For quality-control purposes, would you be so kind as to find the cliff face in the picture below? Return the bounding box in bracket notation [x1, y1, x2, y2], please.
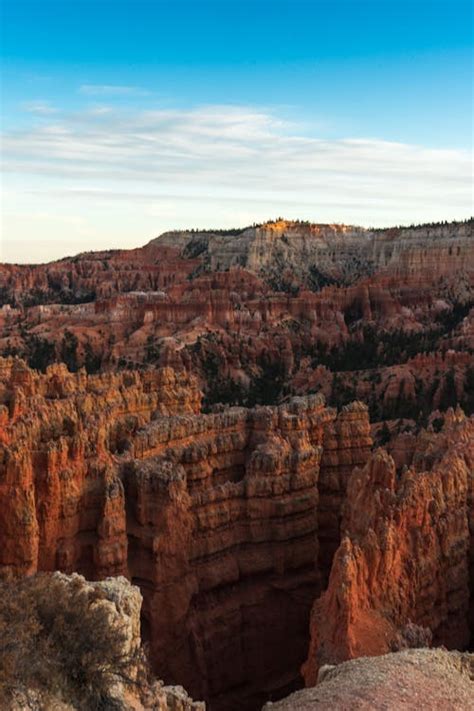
[0, 243, 199, 305]
[3, 221, 471, 309]
[150, 220, 474, 290]
[0, 357, 372, 710]
[126, 397, 327, 709]
[302, 409, 474, 686]
[317, 402, 372, 582]
[0, 358, 200, 577]
[126, 399, 371, 709]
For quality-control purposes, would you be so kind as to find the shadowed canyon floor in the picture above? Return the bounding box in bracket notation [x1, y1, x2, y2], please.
[0, 219, 473, 710]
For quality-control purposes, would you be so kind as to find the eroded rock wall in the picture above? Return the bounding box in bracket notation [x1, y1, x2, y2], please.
[1, 220, 472, 418]
[303, 409, 474, 686]
[0, 358, 200, 577]
[0, 357, 373, 710]
[124, 395, 371, 708]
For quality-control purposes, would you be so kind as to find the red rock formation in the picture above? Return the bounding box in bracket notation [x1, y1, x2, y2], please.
[0, 357, 200, 577]
[1, 220, 472, 419]
[125, 396, 369, 709]
[302, 409, 474, 686]
[0, 243, 200, 304]
[293, 349, 474, 426]
[0, 357, 373, 710]
[317, 402, 372, 581]
[1, 218, 473, 710]
[151, 219, 474, 292]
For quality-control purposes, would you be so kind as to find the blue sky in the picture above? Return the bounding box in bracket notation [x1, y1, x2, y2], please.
[1, 0, 472, 262]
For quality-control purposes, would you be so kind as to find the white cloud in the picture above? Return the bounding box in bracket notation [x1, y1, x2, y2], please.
[78, 84, 151, 96]
[2, 103, 472, 262]
[21, 101, 58, 115]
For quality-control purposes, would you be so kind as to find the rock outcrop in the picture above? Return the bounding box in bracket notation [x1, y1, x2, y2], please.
[125, 398, 371, 709]
[303, 409, 474, 686]
[264, 649, 474, 711]
[2, 220, 472, 309]
[150, 220, 474, 290]
[0, 243, 199, 305]
[0, 358, 200, 577]
[2, 572, 205, 711]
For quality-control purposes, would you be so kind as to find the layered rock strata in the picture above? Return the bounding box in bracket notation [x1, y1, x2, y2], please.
[303, 409, 474, 686]
[0, 357, 372, 710]
[1, 220, 472, 421]
[4, 220, 472, 307]
[0, 357, 200, 577]
[150, 219, 474, 289]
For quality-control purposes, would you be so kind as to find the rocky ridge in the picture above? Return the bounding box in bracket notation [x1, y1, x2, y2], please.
[150, 220, 473, 289]
[1, 355, 473, 708]
[2, 572, 204, 711]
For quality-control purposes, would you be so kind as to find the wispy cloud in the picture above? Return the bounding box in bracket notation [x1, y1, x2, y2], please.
[4, 104, 470, 199]
[21, 101, 58, 115]
[78, 84, 151, 97]
[2, 102, 472, 262]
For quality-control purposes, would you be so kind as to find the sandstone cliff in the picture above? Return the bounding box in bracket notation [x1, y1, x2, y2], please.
[0, 217, 473, 711]
[150, 219, 474, 291]
[0, 357, 372, 710]
[302, 409, 474, 686]
[0, 357, 200, 577]
[1, 357, 473, 709]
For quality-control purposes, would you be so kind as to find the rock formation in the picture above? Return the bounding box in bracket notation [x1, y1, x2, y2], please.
[0, 357, 373, 710]
[264, 649, 474, 710]
[0, 358, 200, 576]
[1, 220, 472, 422]
[302, 409, 474, 686]
[5, 219, 471, 308]
[0, 218, 473, 710]
[150, 220, 473, 289]
[1, 571, 205, 711]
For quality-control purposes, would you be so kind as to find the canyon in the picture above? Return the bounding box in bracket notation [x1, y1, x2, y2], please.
[0, 357, 372, 708]
[0, 219, 473, 709]
[1, 220, 472, 424]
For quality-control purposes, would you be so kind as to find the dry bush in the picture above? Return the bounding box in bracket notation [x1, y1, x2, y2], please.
[0, 573, 149, 710]
[390, 621, 433, 652]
